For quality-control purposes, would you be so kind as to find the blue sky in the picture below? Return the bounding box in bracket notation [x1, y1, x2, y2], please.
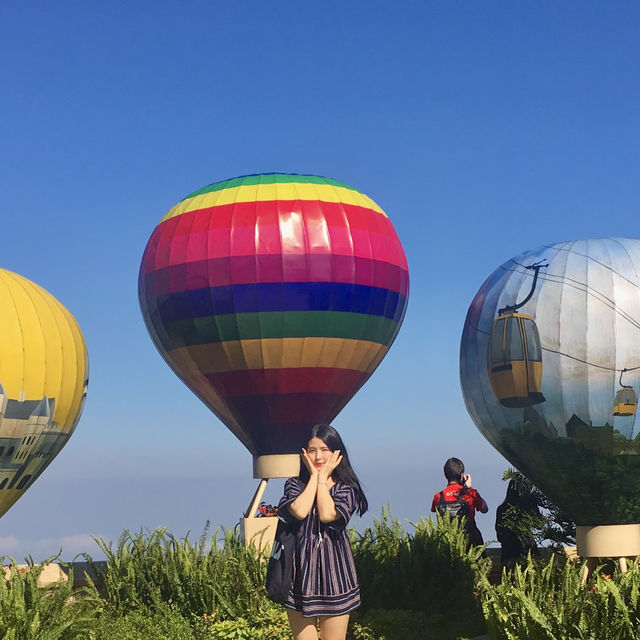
[1, 1, 639, 560]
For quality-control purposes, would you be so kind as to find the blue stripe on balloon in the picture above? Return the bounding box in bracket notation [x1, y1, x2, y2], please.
[153, 283, 406, 323]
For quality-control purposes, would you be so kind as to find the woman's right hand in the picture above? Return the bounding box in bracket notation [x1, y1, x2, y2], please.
[301, 448, 319, 478]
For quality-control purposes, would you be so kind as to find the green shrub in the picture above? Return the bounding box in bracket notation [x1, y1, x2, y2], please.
[0, 556, 100, 640]
[352, 506, 489, 633]
[89, 604, 198, 640]
[349, 609, 438, 640]
[84, 525, 269, 623]
[196, 601, 291, 639]
[91, 600, 291, 640]
[26, 514, 640, 640]
[479, 554, 640, 640]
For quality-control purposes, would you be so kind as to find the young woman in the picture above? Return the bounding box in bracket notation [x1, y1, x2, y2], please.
[276, 423, 368, 640]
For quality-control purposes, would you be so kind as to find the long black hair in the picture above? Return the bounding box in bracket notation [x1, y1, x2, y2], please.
[298, 423, 368, 516]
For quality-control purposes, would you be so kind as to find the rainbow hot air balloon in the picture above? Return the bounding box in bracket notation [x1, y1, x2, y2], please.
[460, 238, 640, 565]
[0, 269, 88, 519]
[138, 173, 409, 484]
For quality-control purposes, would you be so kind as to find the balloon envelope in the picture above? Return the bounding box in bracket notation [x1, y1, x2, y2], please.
[0, 269, 88, 518]
[460, 238, 640, 526]
[139, 173, 409, 458]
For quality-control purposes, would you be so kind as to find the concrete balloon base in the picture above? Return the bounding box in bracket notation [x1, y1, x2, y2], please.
[240, 453, 300, 552]
[576, 524, 640, 557]
[576, 524, 640, 580]
[243, 457, 297, 555]
[3, 562, 68, 586]
[239, 516, 278, 554]
[241, 453, 300, 554]
[253, 454, 300, 479]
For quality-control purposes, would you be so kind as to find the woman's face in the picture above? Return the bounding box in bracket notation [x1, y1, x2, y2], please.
[306, 437, 332, 470]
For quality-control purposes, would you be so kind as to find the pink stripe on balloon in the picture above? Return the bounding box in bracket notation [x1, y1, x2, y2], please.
[144, 254, 409, 297]
[140, 200, 407, 275]
[144, 226, 405, 272]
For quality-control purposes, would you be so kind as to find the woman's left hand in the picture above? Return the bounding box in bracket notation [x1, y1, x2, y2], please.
[318, 450, 343, 482]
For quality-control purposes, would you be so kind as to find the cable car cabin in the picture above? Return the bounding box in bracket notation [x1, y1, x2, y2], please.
[488, 312, 545, 408]
[613, 387, 637, 417]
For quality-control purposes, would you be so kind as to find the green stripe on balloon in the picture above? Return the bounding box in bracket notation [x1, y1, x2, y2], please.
[163, 310, 400, 348]
[183, 173, 357, 199]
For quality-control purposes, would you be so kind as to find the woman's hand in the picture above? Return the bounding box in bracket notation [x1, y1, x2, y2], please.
[318, 450, 342, 483]
[301, 448, 319, 478]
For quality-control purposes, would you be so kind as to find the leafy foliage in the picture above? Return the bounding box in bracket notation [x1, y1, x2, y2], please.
[196, 602, 290, 639]
[10, 513, 640, 639]
[351, 506, 490, 637]
[348, 608, 464, 640]
[480, 554, 640, 640]
[0, 556, 100, 640]
[500, 468, 576, 550]
[89, 605, 200, 640]
[83, 524, 268, 624]
[90, 602, 291, 640]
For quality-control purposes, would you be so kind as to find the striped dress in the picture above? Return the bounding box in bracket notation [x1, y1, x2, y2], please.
[278, 477, 360, 617]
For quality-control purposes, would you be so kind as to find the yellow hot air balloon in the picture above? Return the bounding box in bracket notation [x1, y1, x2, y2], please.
[0, 269, 88, 518]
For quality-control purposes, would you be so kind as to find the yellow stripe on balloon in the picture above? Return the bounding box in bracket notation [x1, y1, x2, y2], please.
[161, 182, 387, 222]
[0, 270, 88, 432]
[0, 276, 27, 402]
[169, 337, 389, 376]
[20, 279, 63, 415]
[62, 303, 89, 428]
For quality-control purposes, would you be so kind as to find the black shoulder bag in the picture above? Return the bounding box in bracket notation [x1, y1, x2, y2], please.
[265, 516, 300, 604]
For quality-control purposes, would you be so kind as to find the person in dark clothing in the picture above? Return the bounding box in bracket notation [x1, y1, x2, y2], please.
[495, 478, 541, 569]
[431, 457, 488, 547]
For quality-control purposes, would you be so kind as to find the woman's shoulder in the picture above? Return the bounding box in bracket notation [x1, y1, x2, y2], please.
[331, 480, 356, 496]
[284, 477, 304, 490]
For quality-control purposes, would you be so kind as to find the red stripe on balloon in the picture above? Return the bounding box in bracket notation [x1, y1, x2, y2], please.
[144, 255, 409, 297]
[203, 367, 369, 397]
[223, 392, 350, 426]
[140, 200, 407, 275]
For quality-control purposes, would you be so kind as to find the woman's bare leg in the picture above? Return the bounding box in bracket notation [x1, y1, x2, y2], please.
[318, 614, 350, 640]
[287, 609, 318, 640]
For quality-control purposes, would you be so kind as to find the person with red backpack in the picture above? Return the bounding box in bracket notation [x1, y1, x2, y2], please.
[431, 457, 488, 547]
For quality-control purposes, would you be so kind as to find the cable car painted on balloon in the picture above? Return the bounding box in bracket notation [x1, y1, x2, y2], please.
[488, 311, 544, 408]
[487, 262, 546, 408]
[613, 370, 637, 417]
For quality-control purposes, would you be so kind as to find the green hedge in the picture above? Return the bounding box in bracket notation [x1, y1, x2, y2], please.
[6, 511, 640, 639]
[351, 506, 489, 633]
